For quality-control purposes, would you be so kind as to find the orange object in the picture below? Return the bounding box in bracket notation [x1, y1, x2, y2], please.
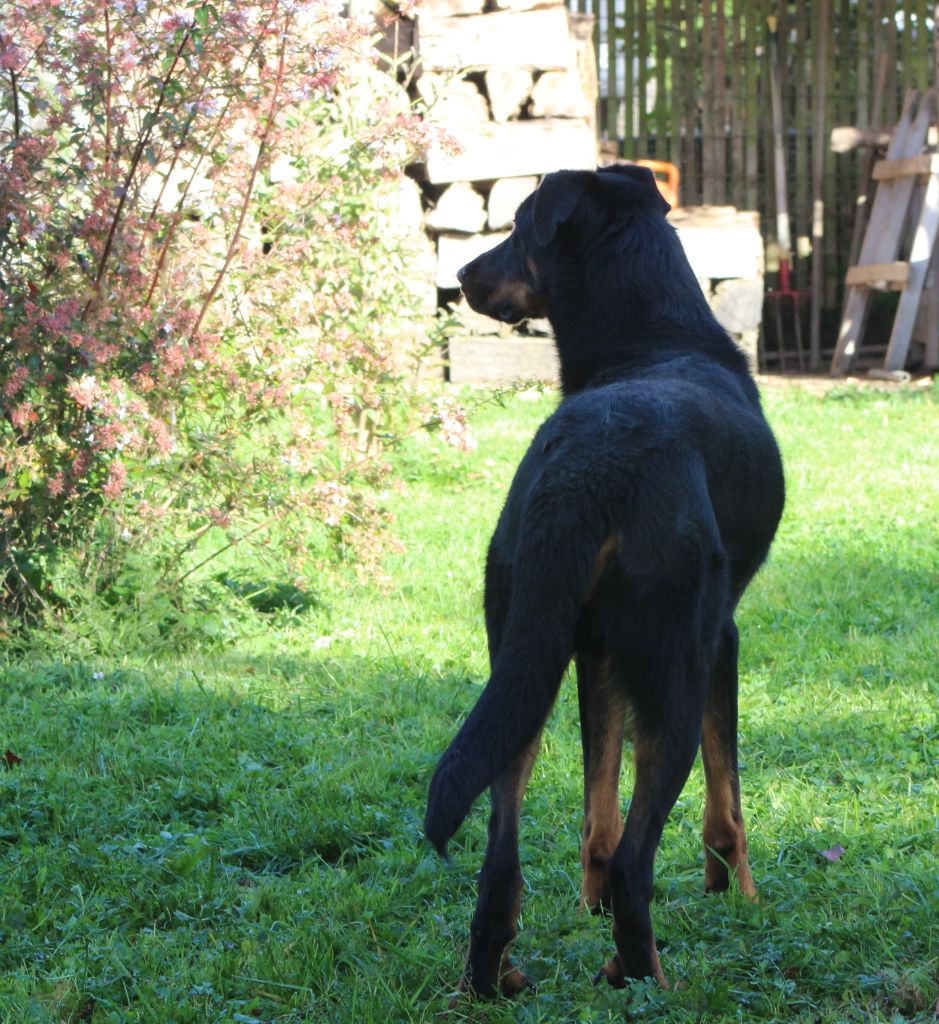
[632, 159, 680, 211]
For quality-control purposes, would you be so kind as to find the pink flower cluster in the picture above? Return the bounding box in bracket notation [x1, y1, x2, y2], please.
[1, 0, 460, 582]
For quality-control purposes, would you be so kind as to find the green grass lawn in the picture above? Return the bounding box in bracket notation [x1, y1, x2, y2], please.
[1, 381, 937, 1023]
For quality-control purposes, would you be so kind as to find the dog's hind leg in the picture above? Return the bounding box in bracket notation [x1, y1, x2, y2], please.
[595, 704, 704, 990]
[701, 620, 757, 899]
[457, 733, 542, 1000]
[577, 652, 626, 913]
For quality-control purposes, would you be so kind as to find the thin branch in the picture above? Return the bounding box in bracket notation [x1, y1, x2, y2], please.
[168, 381, 540, 588]
[104, 7, 113, 166]
[188, 15, 290, 341]
[80, 21, 195, 320]
[9, 70, 20, 138]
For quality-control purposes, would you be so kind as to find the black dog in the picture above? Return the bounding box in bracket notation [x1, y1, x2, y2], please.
[424, 165, 784, 998]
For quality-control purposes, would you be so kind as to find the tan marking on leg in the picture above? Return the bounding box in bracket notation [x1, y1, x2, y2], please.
[701, 717, 757, 899]
[580, 725, 624, 908]
[577, 648, 626, 912]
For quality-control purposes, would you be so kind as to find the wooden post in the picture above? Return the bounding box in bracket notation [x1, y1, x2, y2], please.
[810, 0, 830, 370]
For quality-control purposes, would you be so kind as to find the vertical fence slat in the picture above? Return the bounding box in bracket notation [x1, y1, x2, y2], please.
[700, 0, 717, 203]
[667, 0, 680, 170]
[744, 0, 760, 212]
[636, 0, 649, 154]
[622, 0, 630, 153]
[714, 0, 727, 202]
[729, 0, 744, 206]
[683, 4, 699, 200]
[575, 0, 929, 331]
[655, 0, 669, 163]
[794, 0, 810, 289]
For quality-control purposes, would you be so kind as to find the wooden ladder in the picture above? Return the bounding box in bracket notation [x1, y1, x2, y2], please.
[831, 90, 939, 376]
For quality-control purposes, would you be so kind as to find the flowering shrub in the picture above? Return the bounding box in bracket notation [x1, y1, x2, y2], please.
[0, 0, 467, 618]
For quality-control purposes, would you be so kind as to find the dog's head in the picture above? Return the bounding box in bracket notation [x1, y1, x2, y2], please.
[457, 165, 670, 324]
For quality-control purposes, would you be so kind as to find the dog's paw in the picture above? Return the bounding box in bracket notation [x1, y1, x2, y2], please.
[447, 959, 535, 1006]
[499, 962, 536, 998]
[592, 950, 669, 990]
[593, 955, 629, 989]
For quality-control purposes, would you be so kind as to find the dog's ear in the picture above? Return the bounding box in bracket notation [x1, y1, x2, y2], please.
[531, 171, 592, 247]
[599, 164, 671, 214]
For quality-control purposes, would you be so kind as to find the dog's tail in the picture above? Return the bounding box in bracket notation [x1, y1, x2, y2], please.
[424, 531, 600, 857]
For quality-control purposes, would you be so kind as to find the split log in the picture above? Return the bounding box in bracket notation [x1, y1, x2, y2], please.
[489, 0, 562, 11]
[449, 298, 511, 337]
[530, 70, 592, 118]
[436, 231, 509, 288]
[417, 73, 489, 126]
[670, 207, 764, 280]
[711, 278, 764, 333]
[449, 335, 559, 383]
[419, 0, 484, 15]
[484, 68, 533, 122]
[830, 126, 893, 153]
[418, 7, 577, 72]
[488, 176, 539, 229]
[426, 181, 487, 233]
[424, 118, 596, 183]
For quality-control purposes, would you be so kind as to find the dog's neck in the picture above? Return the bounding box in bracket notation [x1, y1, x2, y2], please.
[546, 221, 749, 395]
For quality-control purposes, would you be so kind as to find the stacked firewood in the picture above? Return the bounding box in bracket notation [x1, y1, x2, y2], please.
[403, 0, 597, 376]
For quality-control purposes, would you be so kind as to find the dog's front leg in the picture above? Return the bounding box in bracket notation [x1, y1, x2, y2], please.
[455, 734, 541, 1002]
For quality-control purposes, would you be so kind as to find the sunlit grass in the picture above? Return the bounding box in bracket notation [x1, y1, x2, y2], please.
[1, 381, 937, 1022]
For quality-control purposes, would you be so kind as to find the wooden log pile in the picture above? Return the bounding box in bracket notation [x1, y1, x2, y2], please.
[383, 3, 763, 380]
[400, 0, 597, 379]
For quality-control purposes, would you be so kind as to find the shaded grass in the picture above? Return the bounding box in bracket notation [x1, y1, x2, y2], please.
[1, 382, 937, 1022]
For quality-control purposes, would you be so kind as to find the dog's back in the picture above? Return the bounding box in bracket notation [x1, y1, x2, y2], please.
[426, 166, 784, 998]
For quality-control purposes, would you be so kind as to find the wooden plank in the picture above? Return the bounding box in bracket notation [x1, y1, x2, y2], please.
[423, 118, 597, 183]
[637, 0, 649, 153]
[883, 0, 899, 128]
[655, 0, 668, 162]
[831, 90, 927, 373]
[926, 258, 939, 367]
[822, 4, 841, 308]
[872, 154, 939, 179]
[714, 0, 727, 202]
[638, 0, 643, 151]
[672, 207, 764, 279]
[856, 0, 870, 128]
[671, 0, 689, 194]
[700, 0, 717, 203]
[860, 93, 930, 261]
[663, 0, 675, 168]
[729, 0, 743, 205]
[884, 97, 939, 369]
[844, 52, 890, 280]
[844, 261, 910, 287]
[794, 0, 809, 290]
[810, 0, 830, 370]
[684, 4, 699, 201]
[418, 7, 576, 72]
[614, 0, 625, 149]
[448, 336, 559, 384]
[743, 0, 760, 212]
[902, 0, 914, 86]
